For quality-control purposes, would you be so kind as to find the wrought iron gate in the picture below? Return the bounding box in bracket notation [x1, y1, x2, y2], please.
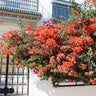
[0, 54, 29, 96]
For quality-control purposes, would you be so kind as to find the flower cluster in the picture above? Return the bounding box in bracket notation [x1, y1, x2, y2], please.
[0, 0, 96, 86]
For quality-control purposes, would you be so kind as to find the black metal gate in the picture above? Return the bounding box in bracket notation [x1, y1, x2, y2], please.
[0, 54, 29, 96]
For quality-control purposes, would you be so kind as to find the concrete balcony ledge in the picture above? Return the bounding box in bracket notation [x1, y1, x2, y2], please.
[0, 6, 42, 16]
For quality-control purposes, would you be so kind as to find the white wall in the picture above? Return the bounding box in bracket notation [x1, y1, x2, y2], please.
[29, 70, 96, 96]
[0, 23, 20, 37]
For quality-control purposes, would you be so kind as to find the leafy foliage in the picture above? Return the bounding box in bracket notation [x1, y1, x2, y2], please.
[0, 0, 96, 86]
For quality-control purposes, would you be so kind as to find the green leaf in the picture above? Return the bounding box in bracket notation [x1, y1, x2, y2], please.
[93, 32, 96, 36]
[93, 13, 96, 18]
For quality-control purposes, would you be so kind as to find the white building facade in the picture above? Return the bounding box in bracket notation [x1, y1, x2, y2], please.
[0, 0, 96, 96]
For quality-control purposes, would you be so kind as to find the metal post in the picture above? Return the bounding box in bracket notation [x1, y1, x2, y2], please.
[4, 54, 9, 96]
[0, 54, 14, 96]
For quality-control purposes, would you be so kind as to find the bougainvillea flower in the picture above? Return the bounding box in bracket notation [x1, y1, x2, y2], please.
[24, 25, 32, 31]
[71, 10, 78, 16]
[60, 16, 64, 19]
[0, 41, 3, 47]
[1, 1, 96, 87]
[76, 18, 86, 25]
[50, 17, 56, 21]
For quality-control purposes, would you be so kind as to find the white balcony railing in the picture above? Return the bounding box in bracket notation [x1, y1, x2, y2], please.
[0, 0, 39, 11]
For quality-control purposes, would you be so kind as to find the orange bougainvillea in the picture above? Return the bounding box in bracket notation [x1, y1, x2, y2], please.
[0, 0, 96, 86]
[71, 10, 78, 16]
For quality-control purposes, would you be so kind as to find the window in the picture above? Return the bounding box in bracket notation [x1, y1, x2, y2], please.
[0, 0, 39, 11]
[4, 1, 20, 8]
[52, 3, 72, 19]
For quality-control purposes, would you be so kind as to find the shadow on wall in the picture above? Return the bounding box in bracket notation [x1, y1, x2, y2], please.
[0, 22, 21, 37]
[29, 70, 96, 96]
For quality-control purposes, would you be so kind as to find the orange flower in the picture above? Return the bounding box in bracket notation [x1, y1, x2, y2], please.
[51, 70, 54, 72]
[21, 60, 24, 64]
[54, 69, 57, 72]
[60, 16, 64, 19]
[28, 50, 33, 54]
[1, 49, 11, 55]
[60, 45, 71, 52]
[0, 41, 3, 47]
[69, 37, 83, 46]
[85, 72, 91, 76]
[17, 40, 22, 44]
[68, 72, 73, 76]
[66, 56, 76, 64]
[68, 71, 77, 76]
[24, 25, 32, 31]
[90, 79, 96, 84]
[57, 65, 63, 73]
[39, 68, 43, 74]
[46, 38, 57, 48]
[49, 56, 57, 67]
[72, 46, 83, 53]
[34, 41, 41, 44]
[32, 62, 36, 66]
[71, 10, 78, 15]
[42, 67, 47, 72]
[46, 48, 53, 55]
[57, 52, 66, 62]
[25, 43, 31, 46]
[38, 48, 44, 55]
[82, 25, 88, 33]
[84, 44, 89, 50]
[46, 64, 50, 69]
[14, 58, 20, 62]
[62, 61, 74, 67]
[73, 71, 77, 76]
[2, 30, 18, 39]
[89, 18, 96, 22]
[35, 65, 41, 70]
[84, 36, 94, 44]
[88, 23, 96, 34]
[80, 63, 87, 70]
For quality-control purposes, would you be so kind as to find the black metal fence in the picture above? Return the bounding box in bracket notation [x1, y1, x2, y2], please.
[0, 54, 29, 96]
[0, 0, 39, 11]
